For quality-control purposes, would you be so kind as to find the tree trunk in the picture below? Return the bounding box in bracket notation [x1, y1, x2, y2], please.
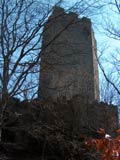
[0, 103, 6, 142]
[2, 56, 9, 103]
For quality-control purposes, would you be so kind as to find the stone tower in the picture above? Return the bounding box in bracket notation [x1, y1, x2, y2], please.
[39, 6, 99, 102]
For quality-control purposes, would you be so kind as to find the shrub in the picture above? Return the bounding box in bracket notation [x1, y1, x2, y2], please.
[85, 128, 120, 160]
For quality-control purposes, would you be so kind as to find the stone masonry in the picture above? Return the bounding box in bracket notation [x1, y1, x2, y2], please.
[39, 6, 99, 102]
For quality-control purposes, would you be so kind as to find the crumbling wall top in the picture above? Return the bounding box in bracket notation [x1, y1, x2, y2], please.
[51, 6, 91, 24]
[68, 12, 78, 19]
[52, 6, 64, 16]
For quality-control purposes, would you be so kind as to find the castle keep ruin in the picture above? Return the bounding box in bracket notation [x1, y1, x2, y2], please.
[39, 6, 99, 102]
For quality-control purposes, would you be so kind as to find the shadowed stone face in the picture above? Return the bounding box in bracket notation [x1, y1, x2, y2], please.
[39, 6, 99, 102]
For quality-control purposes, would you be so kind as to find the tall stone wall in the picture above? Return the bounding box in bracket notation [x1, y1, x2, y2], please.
[39, 6, 99, 102]
[56, 97, 118, 136]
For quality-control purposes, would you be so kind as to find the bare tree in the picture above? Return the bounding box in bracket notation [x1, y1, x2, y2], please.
[96, 0, 120, 104]
[104, 0, 120, 40]
[0, 0, 39, 103]
[100, 71, 119, 105]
